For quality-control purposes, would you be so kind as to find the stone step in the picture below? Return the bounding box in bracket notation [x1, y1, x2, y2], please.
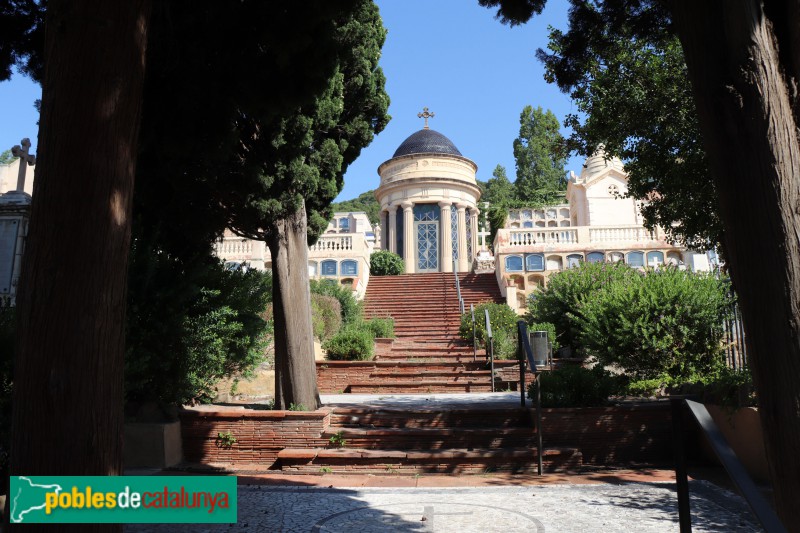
[329, 407, 533, 428]
[369, 370, 493, 381]
[348, 380, 495, 394]
[278, 447, 582, 475]
[320, 426, 535, 450]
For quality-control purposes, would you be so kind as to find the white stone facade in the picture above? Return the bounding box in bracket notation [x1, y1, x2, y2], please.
[493, 152, 712, 310]
[214, 212, 376, 299]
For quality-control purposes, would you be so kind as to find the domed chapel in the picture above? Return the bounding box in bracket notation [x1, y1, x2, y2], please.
[375, 108, 482, 273]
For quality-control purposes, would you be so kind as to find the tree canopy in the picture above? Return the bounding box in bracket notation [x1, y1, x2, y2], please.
[331, 189, 381, 225]
[536, 2, 721, 250]
[513, 105, 567, 203]
[481, 164, 515, 206]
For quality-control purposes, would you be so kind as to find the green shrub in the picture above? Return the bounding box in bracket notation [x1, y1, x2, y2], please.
[363, 317, 394, 338]
[310, 279, 361, 325]
[322, 326, 375, 361]
[126, 250, 272, 407]
[459, 302, 519, 359]
[576, 267, 731, 380]
[369, 250, 405, 276]
[525, 261, 636, 352]
[529, 365, 625, 408]
[311, 293, 342, 342]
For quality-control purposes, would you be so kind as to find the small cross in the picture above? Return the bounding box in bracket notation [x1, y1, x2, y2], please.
[417, 107, 435, 129]
[10, 138, 36, 192]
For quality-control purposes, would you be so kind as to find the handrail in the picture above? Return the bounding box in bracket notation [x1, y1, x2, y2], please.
[671, 398, 786, 532]
[517, 320, 543, 476]
[453, 260, 465, 315]
[485, 308, 495, 392]
[471, 304, 477, 362]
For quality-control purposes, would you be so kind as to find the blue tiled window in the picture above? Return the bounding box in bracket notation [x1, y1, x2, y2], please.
[525, 254, 544, 271]
[626, 251, 644, 267]
[321, 260, 337, 276]
[505, 255, 523, 272]
[341, 260, 357, 276]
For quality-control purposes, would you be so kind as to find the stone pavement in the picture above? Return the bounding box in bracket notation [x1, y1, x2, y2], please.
[125, 479, 761, 532]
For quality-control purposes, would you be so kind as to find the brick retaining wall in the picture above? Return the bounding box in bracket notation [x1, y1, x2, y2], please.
[180, 408, 331, 468]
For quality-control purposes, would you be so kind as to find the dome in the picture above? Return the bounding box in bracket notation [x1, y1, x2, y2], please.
[392, 128, 462, 158]
[579, 146, 625, 181]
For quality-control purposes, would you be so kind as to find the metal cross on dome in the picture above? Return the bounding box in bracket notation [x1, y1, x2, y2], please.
[417, 107, 435, 129]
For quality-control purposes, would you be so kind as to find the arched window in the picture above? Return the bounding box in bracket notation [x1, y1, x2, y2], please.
[339, 217, 350, 231]
[666, 251, 682, 266]
[340, 260, 358, 276]
[609, 252, 624, 263]
[566, 254, 583, 268]
[505, 255, 523, 272]
[523, 221, 533, 228]
[646, 251, 665, 267]
[321, 260, 337, 276]
[626, 251, 644, 268]
[586, 252, 605, 263]
[308, 261, 318, 277]
[525, 254, 545, 271]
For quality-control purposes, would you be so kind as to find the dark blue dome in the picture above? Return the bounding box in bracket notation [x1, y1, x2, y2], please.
[392, 128, 462, 158]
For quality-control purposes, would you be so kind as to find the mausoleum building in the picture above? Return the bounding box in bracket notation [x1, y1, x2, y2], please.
[374, 113, 482, 274]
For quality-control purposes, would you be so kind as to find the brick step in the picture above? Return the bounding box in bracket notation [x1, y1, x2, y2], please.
[348, 381, 495, 393]
[320, 426, 534, 450]
[369, 370, 492, 381]
[329, 407, 532, 428]
[374, 355, 481, 363]
[278, 447, 582, 475]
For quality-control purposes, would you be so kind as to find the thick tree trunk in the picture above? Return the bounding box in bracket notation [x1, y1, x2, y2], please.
[672, 1, 800, 528]
[268, 204, 321, 411]
[6, 0, 150, 530]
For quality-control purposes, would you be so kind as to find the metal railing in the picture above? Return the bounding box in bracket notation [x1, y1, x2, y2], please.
[485, 308, 495, 392]
[453, 260, 465, 315]
[517, 320, 543, 476]
[471, 304, 477, 362]
[671, 398, 785, 532]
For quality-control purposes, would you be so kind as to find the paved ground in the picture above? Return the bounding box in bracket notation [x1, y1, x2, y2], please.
[125, 479, 760, 532]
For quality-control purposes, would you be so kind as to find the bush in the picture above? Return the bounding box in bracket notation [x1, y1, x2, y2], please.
[322, 327, 374, 361]
[459, 302, 519, 359]
[576, 267, 731, 380]
[525, 261, 636, 352]
[310, 279, 360, 325]
[369, 250, 405, 276]
[362, 317, 394, 338]
[126, 250, 272, 407]
[311, 294, 342, 342]
[529, 365, 625, 407]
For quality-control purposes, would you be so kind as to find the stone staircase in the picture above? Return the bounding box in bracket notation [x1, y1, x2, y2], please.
[316, 272, 515, 394]
[278, 404, 582, 474]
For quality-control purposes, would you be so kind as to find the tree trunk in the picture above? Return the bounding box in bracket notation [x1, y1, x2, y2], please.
[6, 0, 150, 530]
[268, 204, 321, 411]
[672, 1, 800, 528]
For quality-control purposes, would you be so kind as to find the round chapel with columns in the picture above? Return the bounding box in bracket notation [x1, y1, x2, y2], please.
[375, 110, 482, 274]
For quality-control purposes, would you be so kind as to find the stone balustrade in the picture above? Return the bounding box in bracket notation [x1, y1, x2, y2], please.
[309, 234, 353, 252]
[589, 225, 656, 243]
[214, 238, 253, 257]
[498, 224, 662, 250]
[506, 228, 579, 247]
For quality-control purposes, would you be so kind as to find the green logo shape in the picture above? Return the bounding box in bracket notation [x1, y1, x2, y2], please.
[9, 476, 237, 524]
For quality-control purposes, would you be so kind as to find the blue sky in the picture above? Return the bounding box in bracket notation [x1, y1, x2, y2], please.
[0, 0, 585, 201]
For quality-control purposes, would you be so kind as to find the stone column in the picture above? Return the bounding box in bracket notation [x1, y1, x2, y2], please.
[387, 205, 398, 254]
[456, 203, 468, 272]
[470, 208, 480, 265]
[402, 202, 414, 273]
[439, 202, 453, 272]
